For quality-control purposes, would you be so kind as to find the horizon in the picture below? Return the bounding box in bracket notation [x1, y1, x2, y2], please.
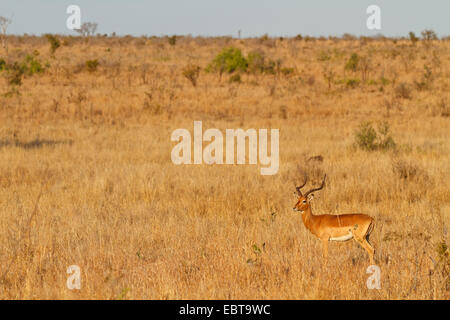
[0, 1, 449, 38]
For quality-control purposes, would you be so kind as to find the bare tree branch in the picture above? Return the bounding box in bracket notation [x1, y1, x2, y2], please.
[74, 22, 98, 37]
[0, 16, 12, 53]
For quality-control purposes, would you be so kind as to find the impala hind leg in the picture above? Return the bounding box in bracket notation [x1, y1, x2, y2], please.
[354, 236, 374, 264]
[364, 221, 375, 264]
[363, 239, 375, 264]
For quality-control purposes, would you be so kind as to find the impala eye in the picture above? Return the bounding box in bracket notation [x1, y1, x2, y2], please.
[302, 200, 307, 204]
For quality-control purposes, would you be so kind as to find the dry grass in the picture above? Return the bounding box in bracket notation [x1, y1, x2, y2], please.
[0, 35, 449, 299]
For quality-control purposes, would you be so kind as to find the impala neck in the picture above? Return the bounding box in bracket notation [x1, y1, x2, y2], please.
[301, 205, 317, 233]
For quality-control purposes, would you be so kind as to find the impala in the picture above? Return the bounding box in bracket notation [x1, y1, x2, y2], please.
[293, 175, 375, 264]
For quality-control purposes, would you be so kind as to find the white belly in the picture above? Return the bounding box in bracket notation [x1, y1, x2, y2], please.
[329, 232, 353, 242]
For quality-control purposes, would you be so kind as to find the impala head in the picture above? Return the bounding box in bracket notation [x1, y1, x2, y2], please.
[293, 174, 326, 213]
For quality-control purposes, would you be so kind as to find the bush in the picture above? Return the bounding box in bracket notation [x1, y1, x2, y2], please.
[247, 50, 266, 73]
[45, 34, 60, 55]
[392, 159, 421, 180]
[376, 122, 396, 150]
[421, 29, 438, 41]
[0, 58, 5, 71]
[5, 63, 23, 86]
[414, 64, 433, 91]
[354, 121, 396, 151]
[228, 74, 241, 83]
[205, 47, 248, 74]
[395, 82, 412, 99]
[86, 59, 99, 72]
[182, 64, 200, 87]
[408, 32, 419, 44]
[168, 35, 176, 46]
[317, 50, 331, 61]
[281, 67, 294, 76]
[1, 54, 45, 86]
[21, 54, 44, 75]
[355, 122, 377, 151]
[345, 53, 359, 72]
[342, 33, 357, 40]
[346, 78, 360, 88]
[380, 77, 390, 86]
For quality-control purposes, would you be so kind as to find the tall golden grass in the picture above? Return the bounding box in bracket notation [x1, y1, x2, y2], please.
[0, 35, 448, 299]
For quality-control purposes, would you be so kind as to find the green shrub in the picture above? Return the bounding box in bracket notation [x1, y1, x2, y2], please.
[21, 55, 44, 75]
[380, 77, 390, 86]
[355, 122, 377, 151]
[346, 78, 360, 88]
[86, 59, 99, 72]
[281, 67, 294, 76]
[408, 32, 419, 44]
[247, 50, 266, 73]
[168, 35, 176, 46]
[5, 62, 24, 86]
[182, 64, 200, 87]
[205, 47, 248, 74]
[317, 50, 331, 61]
[262, 59, 277, 75]
[345, 53, 359, 72]
[228, 74, 241, 83]
[421, 29, 438, 41]
[2, 54, 45, 85]
[414, 64, 433, 90]
[395, 82, 412, 99]
[354, 121, 396, 151]
[377, 122, 396, 150]
[45, 34, 60, 55]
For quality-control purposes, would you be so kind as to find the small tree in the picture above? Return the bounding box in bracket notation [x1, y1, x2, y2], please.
[168, 35, 176, 46]
[354, 122, 396, 151]
[408, 32, 419, 45]
[182, 64, 200, 87]
[0, 16, 12, 53]
[45, 34, 61, 55]
[421, 29, 438, 41]
[345, 53, 359, 72]
[85, 59, 99, 72]
[205, 47, 248, 78]
[322, 66, 335, 90]
[75, 22, 98, 37]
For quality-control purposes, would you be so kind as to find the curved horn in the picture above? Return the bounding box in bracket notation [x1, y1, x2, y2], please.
[304, 174, 327, 198]
[295, 174, 308, 196]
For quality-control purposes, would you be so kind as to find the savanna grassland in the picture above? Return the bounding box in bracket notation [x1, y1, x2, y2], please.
[0, 34, 448, 299]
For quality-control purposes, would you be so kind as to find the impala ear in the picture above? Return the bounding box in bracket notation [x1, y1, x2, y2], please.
[307, 194, 314, 201]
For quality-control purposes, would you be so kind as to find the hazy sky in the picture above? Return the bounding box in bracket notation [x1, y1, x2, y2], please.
[0, 1, 449, 37]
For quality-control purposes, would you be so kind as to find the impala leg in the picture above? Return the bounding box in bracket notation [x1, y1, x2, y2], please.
[363, 239, 375, 264]
[364, 222, 375, 264]
[354, 236, 375, 264]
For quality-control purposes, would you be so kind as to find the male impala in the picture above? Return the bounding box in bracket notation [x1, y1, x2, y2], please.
[293, 175, 375, 264]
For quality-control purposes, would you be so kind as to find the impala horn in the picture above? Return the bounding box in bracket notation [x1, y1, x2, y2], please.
[304, 175, 327, 198]
[296, 173, 308, 196]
